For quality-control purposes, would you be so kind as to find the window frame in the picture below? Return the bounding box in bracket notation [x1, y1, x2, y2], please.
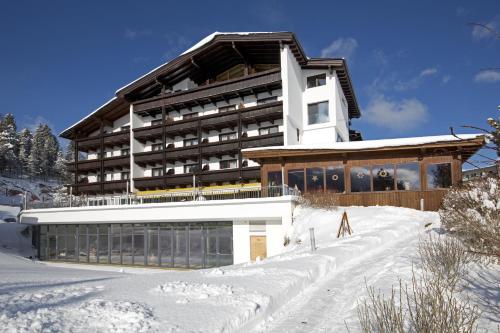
[183, 164, 198, 174]
[120, 148, 130, 156]
[307, 101, 330, 125]
[306, 73, 327, 88]
[121, 172, 130, 180]
[219, 132, 237, 142]
[219, 159, 238, 170]
[183, 138, 199, 147]
[152, 143, 163, 151]
[258, 126, 279, 136]
[426, 162, 453, 190]
[152, 167, 164, 177]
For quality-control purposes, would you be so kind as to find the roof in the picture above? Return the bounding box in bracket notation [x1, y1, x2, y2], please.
[242, 134, 486, 160]
[61, 32, 361, 138]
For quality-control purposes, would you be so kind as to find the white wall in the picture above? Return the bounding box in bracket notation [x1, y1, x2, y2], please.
[281, 45, 304, 145]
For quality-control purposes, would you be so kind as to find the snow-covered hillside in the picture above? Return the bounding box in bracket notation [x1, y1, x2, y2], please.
[0, 176, 62, 207]
[0, 206, 498, 332]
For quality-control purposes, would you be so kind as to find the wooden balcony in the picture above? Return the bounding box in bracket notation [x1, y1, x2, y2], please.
[134, 151, 163, 166]
[240, 101, 283, 124]
[201, 140, 239, 157]
[102, 180, 128, 192]
[76, 137, 100, 151]
[133, 69, 282, 113]
[75, 182, 101, 193]
[133, 124, 163, 142]
[103, 155, 130, 169]
[241, 132, 284, 149]
[68, 159, 101, 172]
[133, 176, 165, 189]
[76, 130, 129, 151]
[165, 146, 199, 162]
[200, 113, 238, 131]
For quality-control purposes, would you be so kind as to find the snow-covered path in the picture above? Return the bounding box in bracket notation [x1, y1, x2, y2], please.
[258, 219, 418, 332]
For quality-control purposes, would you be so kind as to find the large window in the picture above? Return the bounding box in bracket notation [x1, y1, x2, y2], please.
[152, 167, 163, 177]
[426, 163, 452, 189]
[259, 126, 279, 136]
[326, 166, 345, 193]
[372, 164, 395, 191]
[306, 168, 324, 192]
[396, 163, 420, 190]
[268, 171, 282, 186]
[219, 132, 237, 142]
[350, 166, 371, 192]
[219, 159, 237, 169]
[307, 101, 329, 125]
[184, 138, 198, 147]
[306, 74, 327, 88]
[288, 169, 305, 192]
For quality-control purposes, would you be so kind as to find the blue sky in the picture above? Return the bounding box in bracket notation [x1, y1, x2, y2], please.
[0, 1, 498, 165]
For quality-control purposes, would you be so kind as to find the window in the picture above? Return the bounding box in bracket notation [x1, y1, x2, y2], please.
[396, 163, 420, 190]
[307, 74, 327, 88]
[183, 138, 198, 147]
[257, 96, 278, 105]
[152, 167, 163, 177]
[372, 164, 395, 191]
[120, 125, 130, 131]
[218, 105, 236, 113]
[183, 112, 198, 120]
[121, 172, 130, 180]
[106, 173, 114, 181]
[152, 143, 163, 151]
[307, 101, 329, 125]
[219, 159, 237, 169]
[426, 163, 452, 189]
[288, 169, 305, 192]
[184, 164, 198, 174]
[326, 166, 345, 193]
[151, 119, 162, 126]
[121, 148, 130, 156]
[350, 166, 371, 192]
[267, 171, 282, 186]
[306, 168, 324, 192]
[219, 132, 237, 142]
[259, 126, 279, 136]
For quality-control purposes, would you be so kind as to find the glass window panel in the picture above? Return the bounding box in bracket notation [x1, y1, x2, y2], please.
[133, 224, 145, 266]
[325, 166, 345, 193]
[307, 101, 329, 125]
[98, 225, 109, 263]
[121, 224, 134, 265]
[267, 171, 282, 187]
[110, 224, 121, 264]
[396, 163, 420, 190]
[427, 163, 452, 189]
[78, 225, 88, 262]
[189, 224, 203, 269]
[173, 225, 188, 268]
[160, 226, 173, 267]
[205, 224, 218, 268]
[48, 235, 57, 260]
[39, 225, 48, 260]
[288, 169, 305, 193]
[306, 168, 324, 192]
[217, 223, 233, 267]
[88, 235, 98, 263]
[65, 233, 76, 261]
[147, 225, 159, 266]
[57, 234, 66, 260]
[372, 164, 395, 191]
[350, 166, 371, 192]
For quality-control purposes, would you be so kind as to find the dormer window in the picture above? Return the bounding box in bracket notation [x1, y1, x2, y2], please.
[306, 74, 327, 88]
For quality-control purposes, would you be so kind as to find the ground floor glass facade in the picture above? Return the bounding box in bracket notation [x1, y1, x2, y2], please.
[37, 222, 233, 269]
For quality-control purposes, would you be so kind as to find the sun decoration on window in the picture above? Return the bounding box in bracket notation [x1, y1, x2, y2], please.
[378, 170, 388, 178]
[356, 172, 365, 179]
[311, 175, 319, 182]
[331, 174, 339, 181]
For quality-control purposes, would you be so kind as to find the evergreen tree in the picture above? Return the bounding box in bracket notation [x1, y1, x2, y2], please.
[0, 113, 19, 171]
[55, 150, 69, 181]
[29, 124, 60, 177]
[65, 140, 76, 162]
[18, 128, 33, 174]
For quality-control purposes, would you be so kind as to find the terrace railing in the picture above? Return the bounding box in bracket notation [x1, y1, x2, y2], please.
[26, 185, 300, 210]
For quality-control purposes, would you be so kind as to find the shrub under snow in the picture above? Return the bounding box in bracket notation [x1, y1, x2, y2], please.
[439, 176, 500, 259]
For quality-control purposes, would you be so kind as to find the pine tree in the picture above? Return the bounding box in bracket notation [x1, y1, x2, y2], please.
[0, 113, 19, 172]
[18, 128, 33, 174]
[55, 150, 69, 181]
[29, 124, 60, 177]
[65, 140, 76, 162]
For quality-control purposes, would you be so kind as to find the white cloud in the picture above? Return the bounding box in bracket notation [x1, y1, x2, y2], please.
[474, 69, 500, 83]
[442, 75, 451, 84]
[471, 16, 500, 40]
[20, 115, 55, 132]
[124, 28, 152, 40]
[420, 68, 437, 77]
[320, 37, 358, 59]
[363, 94, 429, 131]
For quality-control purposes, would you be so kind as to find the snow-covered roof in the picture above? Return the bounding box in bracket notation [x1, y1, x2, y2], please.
[243, 134, 485, 153]
[116, 32, 277, 95]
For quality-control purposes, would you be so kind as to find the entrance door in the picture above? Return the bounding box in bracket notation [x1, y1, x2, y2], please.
[250, 236, 267, 261]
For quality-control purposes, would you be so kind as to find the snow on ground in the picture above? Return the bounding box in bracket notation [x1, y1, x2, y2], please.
[0, 206, 498, 332]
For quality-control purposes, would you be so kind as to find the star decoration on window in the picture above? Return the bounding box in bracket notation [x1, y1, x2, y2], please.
[357, 172, 365, 179]
[311, 175, 319, 182]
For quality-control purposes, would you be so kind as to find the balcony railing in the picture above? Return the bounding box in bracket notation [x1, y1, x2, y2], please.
[27, 185, 299, 209]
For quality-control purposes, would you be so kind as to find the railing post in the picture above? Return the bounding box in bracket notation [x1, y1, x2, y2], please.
[69, 186, 73, 207]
